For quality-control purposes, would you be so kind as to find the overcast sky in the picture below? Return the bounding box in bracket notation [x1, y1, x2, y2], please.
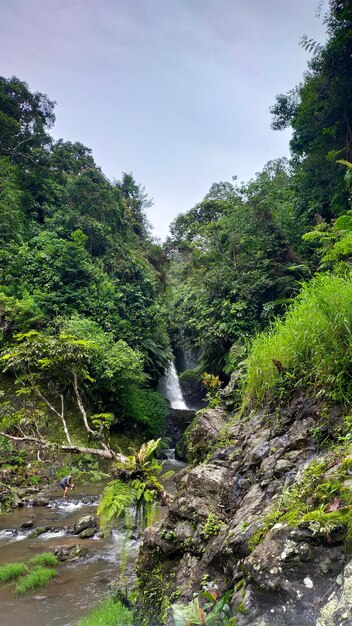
[0, 0, 327, 239]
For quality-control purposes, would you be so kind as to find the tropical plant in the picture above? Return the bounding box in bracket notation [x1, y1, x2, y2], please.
[171, 589, 235, 626]
[97, 439, 171, 535]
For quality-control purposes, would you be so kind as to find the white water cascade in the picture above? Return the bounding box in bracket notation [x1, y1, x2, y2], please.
[159, 362, 189, 410]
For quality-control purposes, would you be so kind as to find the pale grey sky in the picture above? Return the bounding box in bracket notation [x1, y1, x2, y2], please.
[0, 0, 326, 238]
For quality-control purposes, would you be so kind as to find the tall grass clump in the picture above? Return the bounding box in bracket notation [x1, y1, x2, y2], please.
[15, 566, 57, 594]
[0, 562, 27, 584]
[76, 598, 134, 625]
[244, 273, 352, 408]
[29, 552, 60, 567]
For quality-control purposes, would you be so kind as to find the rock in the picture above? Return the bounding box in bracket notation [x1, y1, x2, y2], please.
[219, 369, 243, 410]
[30, 496, 49, 506]
[78, 527, 96, 538]
[169, 495, 211, 521]
[179, 371, 204, 410]
[177, 463, 228, 498]
[81, 496, 98, 505]
[28, 526, 50, 538]
[174, 553, 204, 598]
[274, 458, 293, 476]
[20, 519, 34, 529]
[137, 392, 348, 626]
[166, 408, 196, 452]
[179, 408, 227, 462]
[54, 544, 88, 561]
[317, 559, 352, 625]
[174, 520, 194, 542]
[74, 514, 96, 534]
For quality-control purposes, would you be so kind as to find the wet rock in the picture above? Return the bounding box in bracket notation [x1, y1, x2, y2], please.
[166, 408, 196, 449]
[79, 527, 97, 538]
[20, 519, 34, 529]
[30, 495, 49, 506]
[54, 544, 88, 561]
[74, 514, 96, 534]
[81, 496, 98, 505]
[28, 526, 51, 538]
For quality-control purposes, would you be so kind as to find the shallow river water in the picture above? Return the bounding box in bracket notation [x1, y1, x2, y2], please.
[0, 457, 184, 626]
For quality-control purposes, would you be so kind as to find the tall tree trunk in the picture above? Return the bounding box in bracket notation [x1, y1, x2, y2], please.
[72, 371, 94, 434]
[35, 388, 72, 446]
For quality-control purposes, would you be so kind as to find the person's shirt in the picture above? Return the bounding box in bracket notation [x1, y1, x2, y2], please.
[61, 476, 71, 487]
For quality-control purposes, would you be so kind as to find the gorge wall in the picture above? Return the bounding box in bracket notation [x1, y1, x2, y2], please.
[137, 378, 352, 626]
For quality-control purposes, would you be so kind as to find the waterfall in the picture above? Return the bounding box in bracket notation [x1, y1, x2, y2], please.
[159, 362, 189, 410]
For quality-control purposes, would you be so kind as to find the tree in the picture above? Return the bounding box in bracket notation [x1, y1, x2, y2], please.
[0, 157, 23, 243]
[115, 172, 152, 239]
[270, 0, 352, 220]
[0, 328, 145, 456]
[166, 172, 299, 374]
[0, 76, 55, 164]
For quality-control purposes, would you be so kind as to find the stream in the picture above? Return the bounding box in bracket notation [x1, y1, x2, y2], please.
[0, 456, 185, 626]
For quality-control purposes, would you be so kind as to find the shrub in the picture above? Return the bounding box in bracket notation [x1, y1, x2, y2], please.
[202, 512, 222, 538]
[123, 386, 168, 437]
[29, 552, 60, 567]
[76, 598, 134, 625]
[244, 273, 352, 407]
[0, 563, 27, 584]
[15, 566, 57, 594]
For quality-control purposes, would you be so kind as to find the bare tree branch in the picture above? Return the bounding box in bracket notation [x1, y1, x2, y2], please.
[0, 432, 125, 462]
[0, 432, 50, 447]
[61, 445, 125, 461]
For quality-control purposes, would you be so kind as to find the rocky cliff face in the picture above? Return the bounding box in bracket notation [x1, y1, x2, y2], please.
[138, 389, 352, 625]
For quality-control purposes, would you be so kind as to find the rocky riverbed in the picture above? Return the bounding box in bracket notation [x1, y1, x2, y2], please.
[0, 482, 139, 626]
[0, 455, 185, 626]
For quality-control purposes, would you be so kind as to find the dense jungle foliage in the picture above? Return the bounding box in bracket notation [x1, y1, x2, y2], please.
[0, 75, 171, 443]
[167, 0, 352, 386]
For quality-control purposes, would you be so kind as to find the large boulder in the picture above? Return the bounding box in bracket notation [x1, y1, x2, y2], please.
[74, 514, 96, 535]
[177, 408, 227, 462]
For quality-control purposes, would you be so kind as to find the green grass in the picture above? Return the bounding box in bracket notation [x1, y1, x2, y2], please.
[29, 551, 60, 567]
[0, 563, 27, 584]
[76, 599, 134, 625]
[244, 273, 352, 408]
[15, 566, 57, 594]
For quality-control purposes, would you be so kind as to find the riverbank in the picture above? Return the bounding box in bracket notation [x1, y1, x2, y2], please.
[0, 456, 184, 626]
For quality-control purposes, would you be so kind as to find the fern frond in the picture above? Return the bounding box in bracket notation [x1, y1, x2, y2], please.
[159, 470, 175, 482]
[97, 479, 136, 535]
